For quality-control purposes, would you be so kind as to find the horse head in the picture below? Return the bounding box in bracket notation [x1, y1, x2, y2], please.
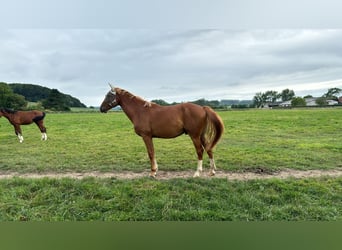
[100, 83, 120, 113]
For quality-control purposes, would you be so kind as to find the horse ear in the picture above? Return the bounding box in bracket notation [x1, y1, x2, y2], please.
[108, 83, 115, 89]
[108, 83, 116, 94]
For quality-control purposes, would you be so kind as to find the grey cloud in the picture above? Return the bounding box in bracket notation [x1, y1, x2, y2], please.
[1, 29, 342, 106]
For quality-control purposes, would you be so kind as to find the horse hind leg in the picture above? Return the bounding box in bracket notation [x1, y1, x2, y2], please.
[206, 149, 217, 176]
[208, 154, 217, 176]
[41, 129, 47, 141]
[201, 136, 216, 176]
[36, 121, 47, 141]
[41, 132, 47, 141]
[191, 136, 204, 177]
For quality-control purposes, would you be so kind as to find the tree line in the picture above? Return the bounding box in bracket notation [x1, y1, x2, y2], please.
[0, 82, 86, 111]
[1, 81, 341, 111]
[153, 87, 341, 109]
[253, 87, 342, 108]
[151, 98, 227, 109]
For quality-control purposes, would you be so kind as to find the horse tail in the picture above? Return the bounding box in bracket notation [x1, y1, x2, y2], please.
[33, 112, 46, 122]
[201, 106, 224, 151]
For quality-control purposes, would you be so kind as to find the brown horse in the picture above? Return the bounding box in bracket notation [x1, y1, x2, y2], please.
[0, 108, 47, 143]
[100, 85, 224, 178]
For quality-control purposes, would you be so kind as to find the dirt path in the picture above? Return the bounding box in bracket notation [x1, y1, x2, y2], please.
[0, 169, 342, 180]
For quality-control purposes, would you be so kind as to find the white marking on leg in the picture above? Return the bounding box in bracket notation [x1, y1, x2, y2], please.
[193, 160, 203, 177]
[18, 134, 24, 143]
[42, 133, 47, 140]
[150, 159, 158, 177]
[154, 159, 158, 169]
[209, 158, 216, 176]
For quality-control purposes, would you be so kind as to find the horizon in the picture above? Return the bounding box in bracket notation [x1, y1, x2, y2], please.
[5, 82, 341, 107]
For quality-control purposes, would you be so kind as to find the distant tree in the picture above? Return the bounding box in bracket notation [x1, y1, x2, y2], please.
[303, 95, 313, 99]
[5, 94, 27, 109]
[315, 97, 327, 106]
[42, 89, 70, 111]
[280, 89, 295, 101]
[264, 90, 281, 103]
[9, 83, 51, 102]
[253, 90, 280, 107]
[291, 97, 306, 107]
[208, 100, 221, 108]
[0, 82, 27, 109]
[231, 104, 251, 109]
[0, 82, 12, 103]
[64, 94, 87, 108]
[192, 98, 207, 106]
[253, 92, 266, 108]
[151, 99, 170, 106]
[322, 87, 341, 101]
[191, 98, 221, 108]
[10, 83, 86, 107]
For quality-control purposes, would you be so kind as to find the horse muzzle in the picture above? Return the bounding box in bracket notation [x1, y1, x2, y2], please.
[100, 107, 108, 113]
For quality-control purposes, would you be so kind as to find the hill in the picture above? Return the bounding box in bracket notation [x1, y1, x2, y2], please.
[9, 83, 86, 108]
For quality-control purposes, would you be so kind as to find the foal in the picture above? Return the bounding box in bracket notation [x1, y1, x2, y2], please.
[0, 108, 47, 143]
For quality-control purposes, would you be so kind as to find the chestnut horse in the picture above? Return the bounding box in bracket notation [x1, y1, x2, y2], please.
[100, 85, 224, 178]
[0, 108, 47, 143]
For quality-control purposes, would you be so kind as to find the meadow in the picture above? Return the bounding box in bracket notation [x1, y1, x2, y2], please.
[1, 108, 341, 173]
[0, 108, 341, 221]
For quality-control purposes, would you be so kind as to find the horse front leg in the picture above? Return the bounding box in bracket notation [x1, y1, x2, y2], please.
[14, 124, 24, 143]
[142, 135, 158, 178]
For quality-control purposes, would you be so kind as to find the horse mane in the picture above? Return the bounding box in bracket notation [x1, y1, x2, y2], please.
[116, 88, 154, 108]
[0, 108, 17, 114]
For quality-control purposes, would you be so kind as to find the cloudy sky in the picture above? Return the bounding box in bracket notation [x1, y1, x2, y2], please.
[1, 1, 342, 106]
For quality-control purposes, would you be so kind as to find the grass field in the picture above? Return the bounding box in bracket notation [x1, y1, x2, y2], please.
[0, 108, 341, 221]
[0, 177, 341, 221]
[0, 108, 341, 173]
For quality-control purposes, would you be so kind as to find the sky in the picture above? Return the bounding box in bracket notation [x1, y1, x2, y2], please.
[1, 1, 342, 107]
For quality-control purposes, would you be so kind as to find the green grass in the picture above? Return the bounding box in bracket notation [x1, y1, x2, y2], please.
[0, 108, 341, 173]
[221, 108, 342, 171]
[0, 108, 341, 221]
[0, 177, 341, 221]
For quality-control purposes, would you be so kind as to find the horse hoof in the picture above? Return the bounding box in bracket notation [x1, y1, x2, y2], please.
[208, 171, 216, 176]
[193, 172, 200, 178]
[149, 172, 157, 178]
